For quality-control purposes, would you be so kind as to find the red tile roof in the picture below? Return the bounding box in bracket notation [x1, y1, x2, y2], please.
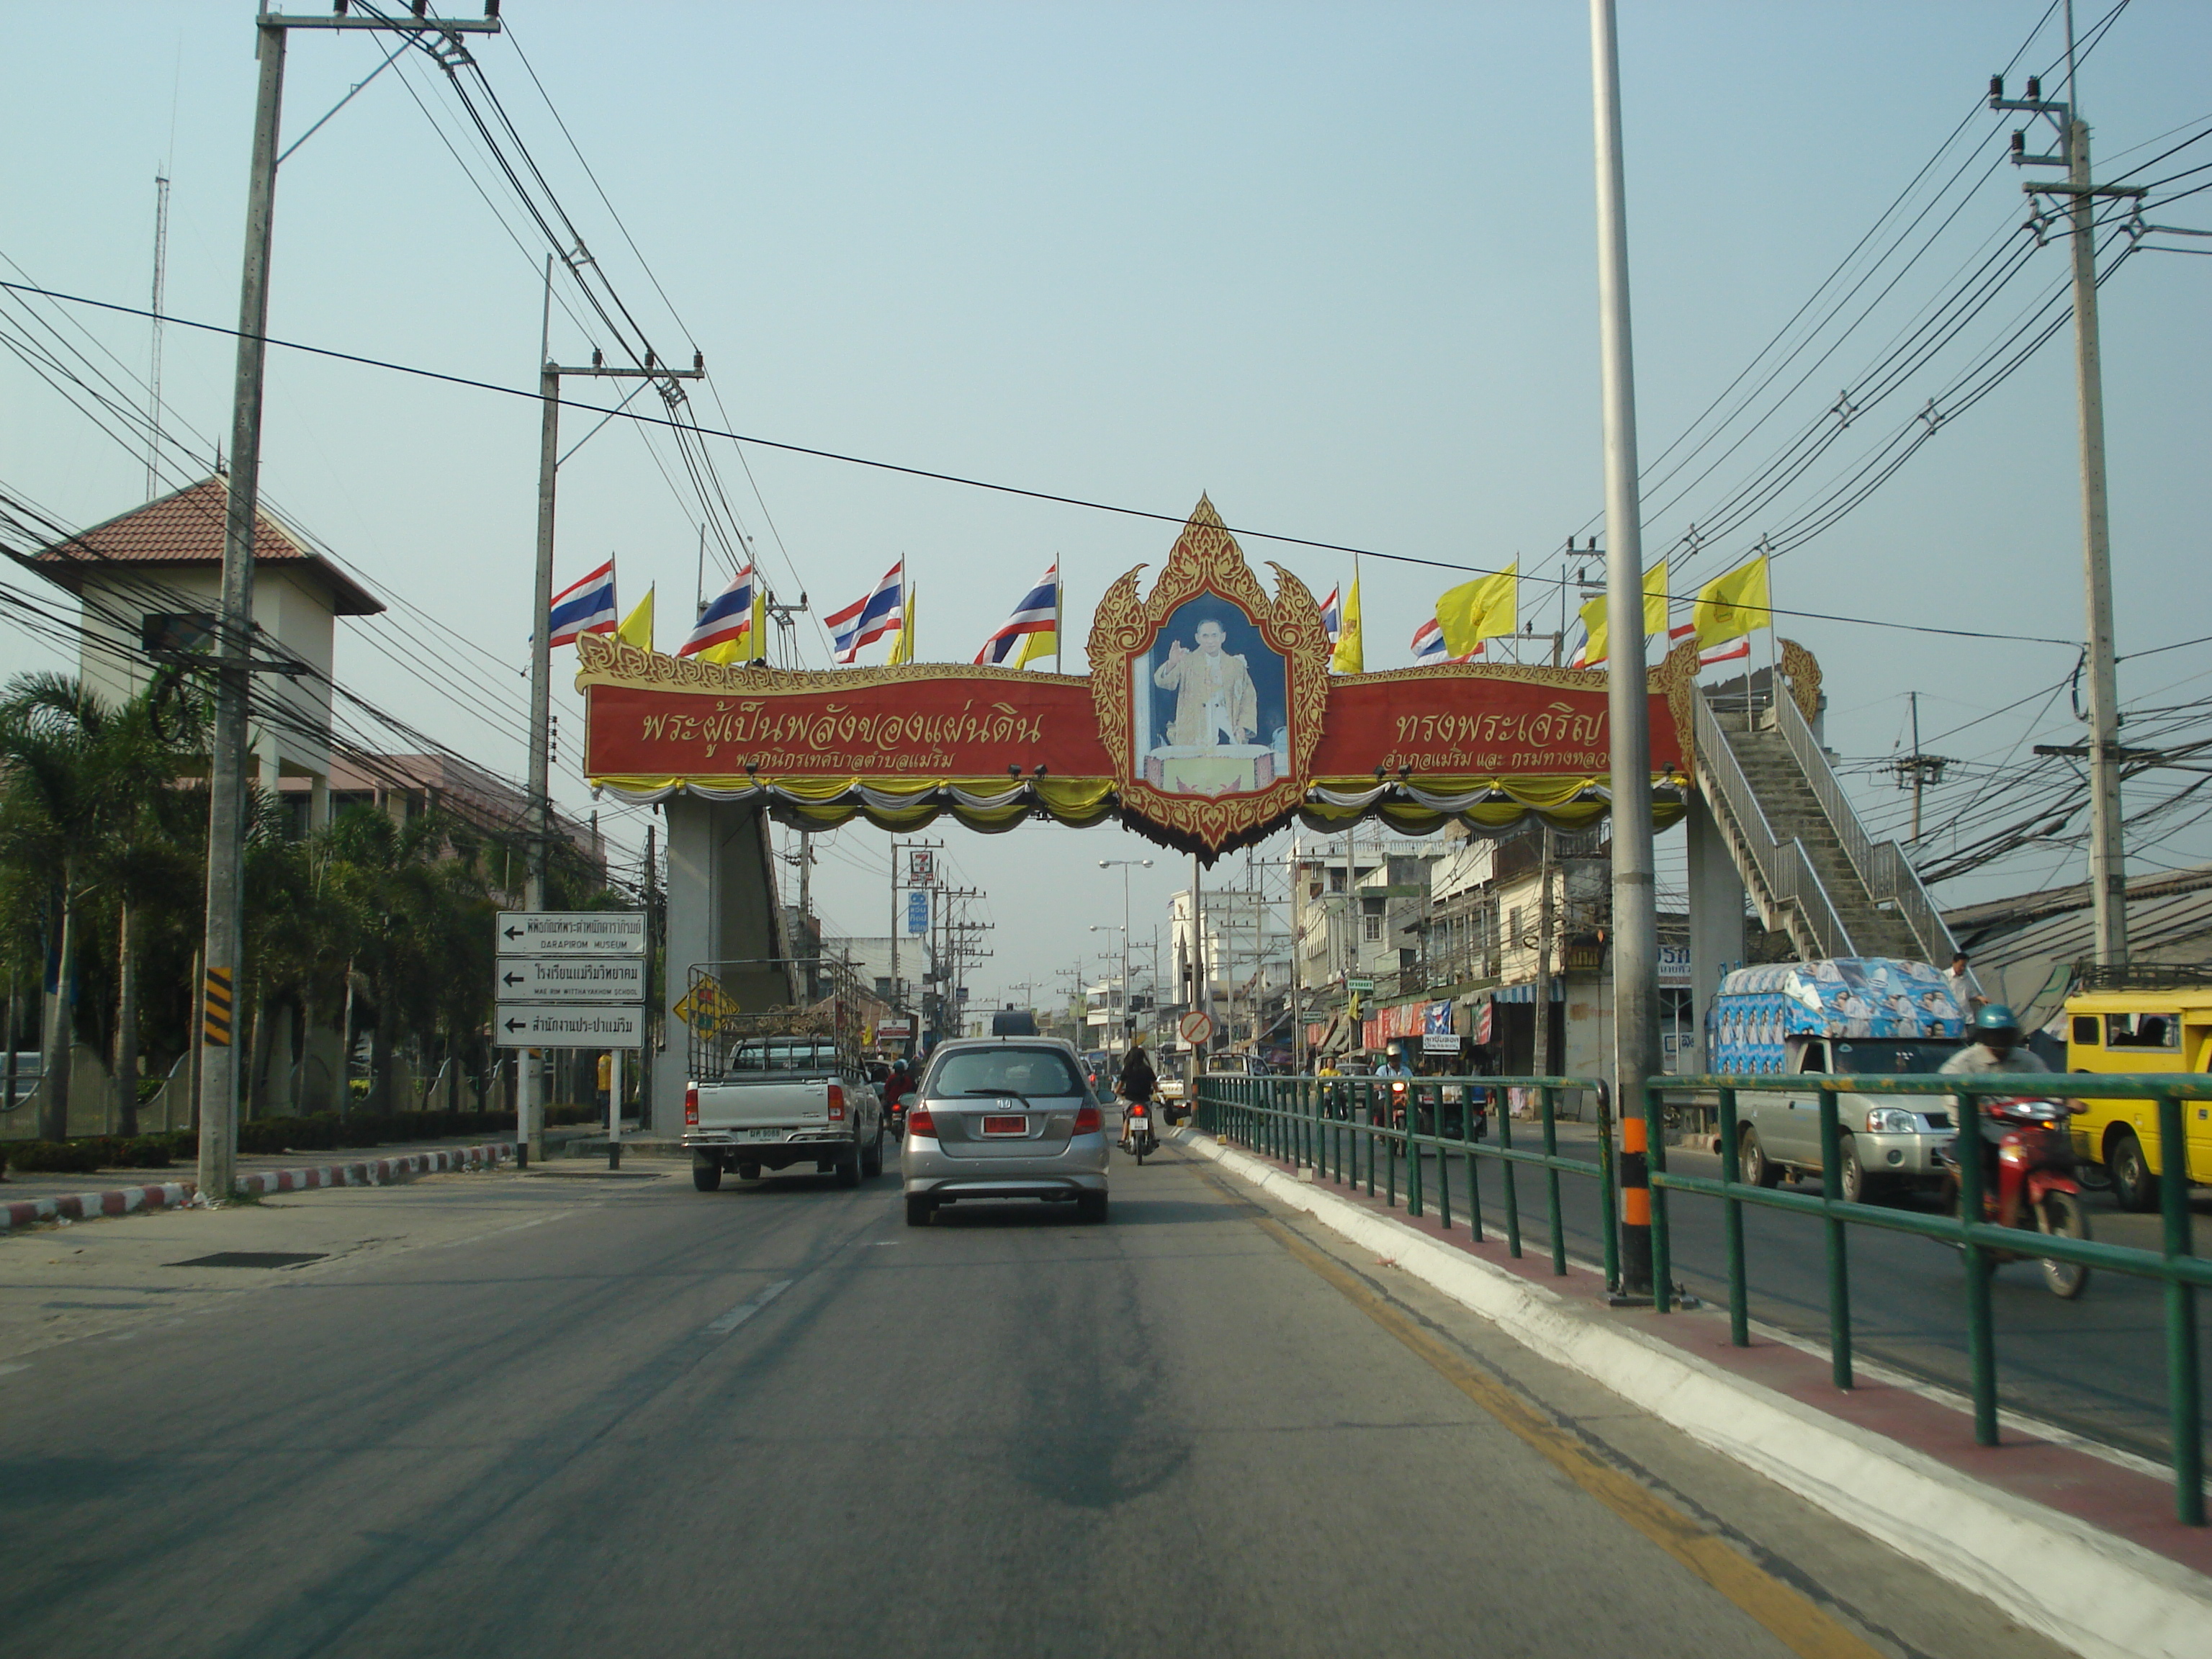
[30, 477, 385, 616]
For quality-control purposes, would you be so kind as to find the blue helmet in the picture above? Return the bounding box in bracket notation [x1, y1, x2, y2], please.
[1974, 1003, 2020, 1034]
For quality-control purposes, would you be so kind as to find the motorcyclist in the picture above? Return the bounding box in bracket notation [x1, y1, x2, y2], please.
[1938, 1003, 2049, 1198]
[1118, 1043, 1157, 1151]
[881, 1056, 914, 1121]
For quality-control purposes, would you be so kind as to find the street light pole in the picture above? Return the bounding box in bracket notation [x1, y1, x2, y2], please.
[1100, 858, 1152, 1051]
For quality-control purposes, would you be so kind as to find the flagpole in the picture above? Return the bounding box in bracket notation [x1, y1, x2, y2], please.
[1055, 557, 1064, 674]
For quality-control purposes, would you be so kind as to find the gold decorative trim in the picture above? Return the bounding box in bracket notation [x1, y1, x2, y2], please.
[573, 631, 1082, 694]
[1778, 637, 1822, 726]
[1086, 495, 1330, 858]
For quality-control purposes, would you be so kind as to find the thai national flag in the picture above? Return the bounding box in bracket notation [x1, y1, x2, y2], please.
[1320, 585, 1342, 644]
[827, 561, 904, 665]
[1411, 617, 1480, 665]
[548, 559, 617, 647]
[680, 564, 755, 658]
[975, 562, 1060, 667]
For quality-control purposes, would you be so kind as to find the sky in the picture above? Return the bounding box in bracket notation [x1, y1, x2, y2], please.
[3, 1, 2208, 1013]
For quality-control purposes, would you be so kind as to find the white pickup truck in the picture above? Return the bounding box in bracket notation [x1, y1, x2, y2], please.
[685, 1035, 884, 1190]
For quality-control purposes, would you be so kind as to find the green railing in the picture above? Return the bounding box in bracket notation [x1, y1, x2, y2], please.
[1647, 1072, 2208, 1527]
[1194, 1071, 1617, 1287]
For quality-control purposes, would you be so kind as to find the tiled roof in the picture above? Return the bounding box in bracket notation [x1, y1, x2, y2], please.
[30, 477, 385, 616]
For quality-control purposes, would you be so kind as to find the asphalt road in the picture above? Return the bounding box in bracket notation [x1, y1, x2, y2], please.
[0, 1144, 2067, 1659]
[1381, 1120, 2205, 1465]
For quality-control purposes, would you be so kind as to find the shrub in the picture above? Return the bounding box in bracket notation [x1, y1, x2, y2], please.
[4, 1140, 105, 1175]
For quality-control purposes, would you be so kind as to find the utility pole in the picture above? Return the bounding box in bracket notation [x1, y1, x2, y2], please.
[1892, 691, 1954, 842]
[525, 329, 701, 1164]
[200, 6, 501, 1205]
[1590, 0, 1660, 1298]
[1990, 32, 2142, 966]
[146, 172, 169, 500]
[1533, 824, 1556, 1078]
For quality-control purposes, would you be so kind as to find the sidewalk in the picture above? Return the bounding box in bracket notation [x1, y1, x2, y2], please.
[1180, 1125, 2211, 1659]
[1, 1137, 514, 1231]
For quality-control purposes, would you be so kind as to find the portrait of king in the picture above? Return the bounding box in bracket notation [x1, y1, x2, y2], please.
[1136, 598, 1288, 797]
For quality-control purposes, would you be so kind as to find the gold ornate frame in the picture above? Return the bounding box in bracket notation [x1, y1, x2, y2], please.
[1087, 496, 1330, 857]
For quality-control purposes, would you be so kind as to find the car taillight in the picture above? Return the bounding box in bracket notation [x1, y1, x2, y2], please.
[827, 1083, 845, 1120]
[907, 1105, 936, 1137]
[1073, 1104, 1101, 1134]
[684, 1084, 698, 1126]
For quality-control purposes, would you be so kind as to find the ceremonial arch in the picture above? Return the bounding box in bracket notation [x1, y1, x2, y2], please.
[580, 499, 1703, 1133]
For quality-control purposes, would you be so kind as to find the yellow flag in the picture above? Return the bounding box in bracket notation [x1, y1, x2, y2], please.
[697, 637, 742, 666]
[1575, 560, 1669, 667]
[1331, 577, 1364, 673]
[617, 585, 655, 652]
[886, 590, 914, 665]
[1693, 556, 1771, 649]
[1434, 562, 1516, 658]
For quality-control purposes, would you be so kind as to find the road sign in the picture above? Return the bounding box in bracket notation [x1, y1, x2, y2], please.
[1346, 978, 1375, 994]
[672, 975, 734, 1037]
[1178, 1010, 1214, 1046]
[495, 956, 646, 1004]
[905, 889, 930, 935]
[494, 1004, 646, 1048]
[495, 910, 648, 958]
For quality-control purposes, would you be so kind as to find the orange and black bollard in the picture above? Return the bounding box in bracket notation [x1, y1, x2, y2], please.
[1618, 1103, 1653, 1298]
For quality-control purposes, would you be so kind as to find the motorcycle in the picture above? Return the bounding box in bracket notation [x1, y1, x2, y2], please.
[1936, 1095, 2092, 1300]
[1120, 1099, 1156, 1164]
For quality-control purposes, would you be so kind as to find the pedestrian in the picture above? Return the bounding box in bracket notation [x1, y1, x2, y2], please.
[595, 1050, 612, 1114]
[1945, 951, 1987, 1010]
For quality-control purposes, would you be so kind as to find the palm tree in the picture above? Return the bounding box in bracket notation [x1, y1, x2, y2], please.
[0, 675, 142, 1140]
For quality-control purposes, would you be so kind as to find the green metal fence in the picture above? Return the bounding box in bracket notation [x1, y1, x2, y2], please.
[1195, 1071, 1617, 1287]
[1197, 1066, 2209, 1529]
[1646, 1071, 2208, 1527]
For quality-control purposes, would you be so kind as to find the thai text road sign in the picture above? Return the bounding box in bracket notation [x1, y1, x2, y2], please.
[1179, 1010, 1214, 1046]
[495, 1004, 646, 1048]
[672, 975, 734, 1036]
[495, 910, 648, 958]
[496, 956, 647, 1004]
[906, 890, 930, 935]
[1346, 978, 1375, 994]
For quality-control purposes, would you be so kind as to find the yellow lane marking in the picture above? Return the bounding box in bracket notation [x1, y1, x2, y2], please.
[1238, 1198, 1884, 1659]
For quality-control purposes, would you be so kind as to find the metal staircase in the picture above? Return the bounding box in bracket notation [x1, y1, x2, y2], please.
[1691, 685, 1956, 966]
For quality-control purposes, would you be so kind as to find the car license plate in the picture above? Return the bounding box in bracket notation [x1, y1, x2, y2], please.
[744, 1127, 787, 1141]
[982, 1115, 1026, 1137]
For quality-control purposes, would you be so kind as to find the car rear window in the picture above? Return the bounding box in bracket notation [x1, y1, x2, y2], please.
[928, 1046, 1084, 1098]
[729, 1040, 838, 1072]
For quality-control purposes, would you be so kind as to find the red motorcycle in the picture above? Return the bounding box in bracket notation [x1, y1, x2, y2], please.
[1120, 1099, 1156, 1164]
[1938, 1095, 2092, 1299]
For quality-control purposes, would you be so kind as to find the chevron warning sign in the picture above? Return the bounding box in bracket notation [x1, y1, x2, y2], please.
[202, 966, 234, 1048]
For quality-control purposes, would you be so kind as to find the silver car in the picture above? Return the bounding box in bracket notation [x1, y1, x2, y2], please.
[901, 1038, 1109, 1226]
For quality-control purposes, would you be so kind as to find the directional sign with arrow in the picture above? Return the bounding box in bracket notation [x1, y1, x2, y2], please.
[495, 911, 648, 958]
[494, 1004, 646, 1048]
[495, 956, 646, 1004]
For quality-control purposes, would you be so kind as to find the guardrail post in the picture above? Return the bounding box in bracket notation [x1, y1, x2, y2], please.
[1434, 1087, 1453, 1232]
[1542, 1084, 1566, 1276]
[1817, 1083, 1851, 1387]
[1955, 1086, 1999, 1445]
[1617, 1079, 1653, 1299]
[1718, 1084, 1748, 1347]
[2158, 1089, 2205, 1526]
[1646, 1082, 1672, 1313]
[1465, 1087, 1485, 1244]
[1498, 1082, 1521, 1259]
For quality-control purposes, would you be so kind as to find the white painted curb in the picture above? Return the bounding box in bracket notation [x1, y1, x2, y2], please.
[1178, 1128, 2212, 1659]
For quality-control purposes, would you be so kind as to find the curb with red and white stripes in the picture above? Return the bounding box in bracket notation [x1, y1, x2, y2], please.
[3, 1141, 513, 1232]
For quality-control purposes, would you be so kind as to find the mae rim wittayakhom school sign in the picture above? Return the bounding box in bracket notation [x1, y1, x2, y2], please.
[580, 497, 1764, 860]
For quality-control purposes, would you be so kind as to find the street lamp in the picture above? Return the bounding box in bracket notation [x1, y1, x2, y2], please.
[1098, 858, 1153, 1049]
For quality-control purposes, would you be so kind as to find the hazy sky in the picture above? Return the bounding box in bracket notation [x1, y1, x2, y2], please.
[4, 2, 2207, 1010]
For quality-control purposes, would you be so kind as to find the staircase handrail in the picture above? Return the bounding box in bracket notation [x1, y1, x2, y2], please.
[1692, 692, 1857, 958]
[1771, 688, 1959, 963]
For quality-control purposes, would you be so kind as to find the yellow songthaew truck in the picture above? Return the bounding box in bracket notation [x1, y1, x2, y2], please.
[2062, 984, 2212, 1211]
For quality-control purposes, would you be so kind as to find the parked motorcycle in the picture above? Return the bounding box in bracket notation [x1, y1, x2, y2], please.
[1936, 1095, 2092, 1299]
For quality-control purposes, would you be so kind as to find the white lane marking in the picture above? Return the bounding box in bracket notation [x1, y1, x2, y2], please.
[0, 1362, 28, 1377]
[703, 1279, 793, 1336]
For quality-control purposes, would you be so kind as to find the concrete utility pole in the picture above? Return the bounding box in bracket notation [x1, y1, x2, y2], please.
[199, 6, 501, 1205]
[1100, 858, 1153, 1051]
[1990, 30, 2141, 966]
[1589, 0, 1660, 1297]
[1533, 825, 1556, 1078]
[523, 341, 700, 1160]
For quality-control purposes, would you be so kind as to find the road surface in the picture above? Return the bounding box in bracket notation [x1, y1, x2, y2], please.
[0, 1143, 2064, 1658]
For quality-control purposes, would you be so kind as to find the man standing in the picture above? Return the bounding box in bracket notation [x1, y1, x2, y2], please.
[1945, 951, 1986, 1009]
[1155, 619, 1259, 750]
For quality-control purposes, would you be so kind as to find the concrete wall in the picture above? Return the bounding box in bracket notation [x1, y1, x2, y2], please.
[652, 797, 788, 1137]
